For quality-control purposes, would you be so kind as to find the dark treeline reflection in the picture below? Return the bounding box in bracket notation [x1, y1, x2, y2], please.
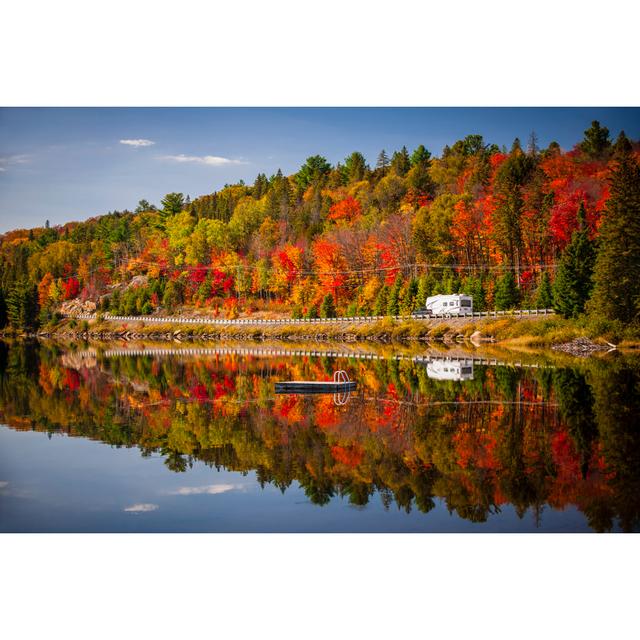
[1, 341, 639, 532]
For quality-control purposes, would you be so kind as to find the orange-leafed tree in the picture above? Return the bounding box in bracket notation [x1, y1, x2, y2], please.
[328, 196, 362, 223]
[271, 243, 304, 299]
[37, 273, 54, 308]
[312, 238, 347, 302]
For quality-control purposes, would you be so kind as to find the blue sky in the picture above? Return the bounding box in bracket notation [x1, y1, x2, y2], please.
[1, 107, 638, 233]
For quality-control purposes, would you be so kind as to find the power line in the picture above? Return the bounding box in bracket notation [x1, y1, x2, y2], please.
[43, 257, 559, 286]
[122, 258, 559, 278]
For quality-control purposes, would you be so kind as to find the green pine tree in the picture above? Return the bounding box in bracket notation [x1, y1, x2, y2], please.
[401, 278, 419, 314]
[0, 288, 7, 328]
[581, 121, 611, 159]
[387, 275, 403, 316]
[552, 203, 596, 318]
[376, 149, 390, 171]
[373, 285, 389, 316]
[494, 271, 519, 310]
[390, 146, 411, 176]
[320, 293, 337, 318]
[6, 280, 39, 330]
[462, 276, 486, 311]
[589, 134, 640, 323]
[416, 276, 429, 310]
[535, 271, 554, 309]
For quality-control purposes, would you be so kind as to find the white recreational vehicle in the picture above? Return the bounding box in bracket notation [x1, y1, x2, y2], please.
[423, 294, 473, 316]
[426, 359, 474, 381]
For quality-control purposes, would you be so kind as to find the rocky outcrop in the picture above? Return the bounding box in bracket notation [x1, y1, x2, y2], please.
[59, 299, 97, 315]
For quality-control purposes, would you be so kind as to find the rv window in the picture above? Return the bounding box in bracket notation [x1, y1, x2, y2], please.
[443, 302, 448, 307]
[461, 300, 471, 307]
[462, 367, 472, 374]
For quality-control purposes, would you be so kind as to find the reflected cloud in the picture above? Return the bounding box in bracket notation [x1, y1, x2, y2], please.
[123, 503, 159, 512]
[166, 484, 240, 496]
[0, 481, 34, 499]
[0, 154, 30, 172]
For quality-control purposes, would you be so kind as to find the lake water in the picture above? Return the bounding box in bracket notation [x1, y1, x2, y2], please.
[1, 340, 638, 532]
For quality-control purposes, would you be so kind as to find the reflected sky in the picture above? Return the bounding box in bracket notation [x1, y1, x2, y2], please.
[0, 426, 595, 533]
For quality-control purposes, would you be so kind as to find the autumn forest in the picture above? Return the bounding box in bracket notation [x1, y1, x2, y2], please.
[1, 120, 639, 333]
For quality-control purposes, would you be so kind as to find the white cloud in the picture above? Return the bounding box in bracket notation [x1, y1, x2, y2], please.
[0, 154, 29, 171]
[166, 483, 239, 496]
[119, 139, 155, 147]
[123, 503, 159, 512]
[157, 154, 245, 166]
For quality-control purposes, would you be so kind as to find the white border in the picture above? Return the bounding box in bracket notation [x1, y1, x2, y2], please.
[1, 534, 638, 639]
[2, 2, 639, 638]
[1, 1, 639, 106]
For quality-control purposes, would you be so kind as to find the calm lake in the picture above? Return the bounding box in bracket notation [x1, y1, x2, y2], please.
[1, 340, 638, 532]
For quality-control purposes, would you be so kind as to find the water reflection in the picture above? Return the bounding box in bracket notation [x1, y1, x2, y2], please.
[424, 358, 474, 381]
[0, 340, 639, 532]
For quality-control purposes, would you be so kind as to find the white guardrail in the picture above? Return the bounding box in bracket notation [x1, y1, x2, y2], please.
[64, 309, 555, 326]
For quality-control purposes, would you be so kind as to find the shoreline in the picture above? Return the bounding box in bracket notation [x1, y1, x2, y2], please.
[4, 313, 638, 354]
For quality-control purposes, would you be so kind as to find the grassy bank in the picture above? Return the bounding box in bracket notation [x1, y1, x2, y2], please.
[483, 316, 640, 348]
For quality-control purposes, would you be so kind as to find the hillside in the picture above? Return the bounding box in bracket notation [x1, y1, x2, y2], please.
[1, 121, 639, 336]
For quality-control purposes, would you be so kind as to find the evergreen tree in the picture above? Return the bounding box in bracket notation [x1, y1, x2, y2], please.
[6, 280, 39, 330]
[462, 276, 486, 311]
[161, 192, 185, 216]
[376, 150, 390, 172]
[535, 271, 553, 309]
[162, 280, 181, 311]
[406, 162, 435, 196]
[320, 293, 337, 318]
[387, 275, 403, 316]
[552, 203, 596, 318]
[417, 273, 438, 306]
[527, 131, 539, 157]
[252, 173, 269, 199]
[410, 145, 431, 167]
[581, 120, 611, 159]
[295, 155, 331, 190]
[0, 288, 7, 328]
[440, 269, 460, 295]
[402, 277, 419, 314]
[135, 199, 156, 214]
[416, 276, 429, 309]
[390, 146, 411, 176]
[589, 135, 640, 323]
[373, 285, 389, 316]
[344, 152, 368, 183]
[494, 271, 519, 310]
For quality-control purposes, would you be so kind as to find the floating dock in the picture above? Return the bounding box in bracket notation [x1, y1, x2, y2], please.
[275, 370, 357, 395]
